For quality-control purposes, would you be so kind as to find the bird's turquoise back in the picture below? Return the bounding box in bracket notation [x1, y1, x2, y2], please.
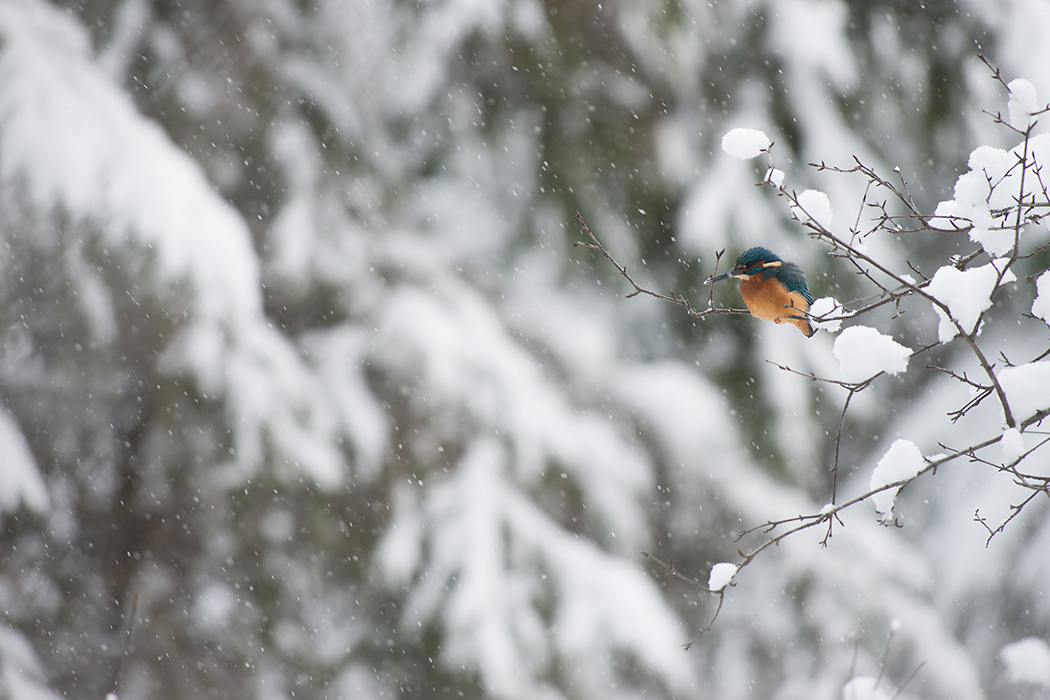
[771, 262, 813, 306]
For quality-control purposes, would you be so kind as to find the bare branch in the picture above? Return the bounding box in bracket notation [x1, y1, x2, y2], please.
[643, 552, 728, 647]
[574, 211, 750, 320]
[889, 661, 927, 700]
[974, 489, 1045, 546]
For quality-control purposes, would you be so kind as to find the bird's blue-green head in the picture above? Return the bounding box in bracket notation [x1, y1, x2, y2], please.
[704, 246, 784, 284]
[704, 246, 812, 304]
[735, 246, 781, 270]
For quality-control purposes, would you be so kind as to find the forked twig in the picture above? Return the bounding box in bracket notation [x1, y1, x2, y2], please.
[643, 552, 727, 650]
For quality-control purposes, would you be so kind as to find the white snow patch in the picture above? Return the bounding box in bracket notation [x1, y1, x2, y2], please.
[998, 361, 1050, 424]
[1001, 428, 1025, 464]
[929, 305, 955, 345]
[0, 627, 65, 700]
[767, 167, 785, 188]
[194, 583, 237, 629]
[1032, 270, 1050, 323]
[721, 127, 771, 160]
[808, 296, 844, 333]
[966, 145, 1017, 194]
[376, 484, 423, 586]
[999, 637, 1050, 686]
[1007, 78, 1040, 131]
[202, 323, 347, 488]
[949, 147, 1011, 253]
[925, 259, 1016, 341]
[792, 189, 833, 229]
[930, 199, 964, 231]
[970, 225, 1016, 259]
[870, 439, 925, 522]
[302, 327, 390, 480]
[937, 133, 1050, 255]
[707, 562, 738, 592]
[0, 407, 49, 516]
[833, 326, 911, 383]
[955, 145, 1024, 255]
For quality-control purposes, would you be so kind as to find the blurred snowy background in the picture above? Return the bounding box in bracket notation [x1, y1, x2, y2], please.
[0, 0, 1048, 698]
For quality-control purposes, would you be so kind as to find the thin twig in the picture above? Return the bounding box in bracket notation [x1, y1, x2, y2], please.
[575, 211, 750, 319]
[888, 661, 926, 700]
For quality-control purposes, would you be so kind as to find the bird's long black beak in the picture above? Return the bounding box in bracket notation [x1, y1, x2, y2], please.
[704, 270, 736, 285]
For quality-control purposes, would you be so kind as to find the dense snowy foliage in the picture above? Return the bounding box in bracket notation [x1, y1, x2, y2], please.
[0, 1, 1047, 700]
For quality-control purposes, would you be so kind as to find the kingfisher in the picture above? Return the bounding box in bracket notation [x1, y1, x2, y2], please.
[704, 246, 815, 337]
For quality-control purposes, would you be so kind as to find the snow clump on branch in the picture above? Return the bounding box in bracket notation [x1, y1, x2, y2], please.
[707, 563, 738, 592]
[832, 326, 910, 383]
[869, 440, 926, 524]
[1007, 78, 1039, 131]
[791, 189, 833, 230]
[925, 259, 1016, 342]
[721, 128, 771, 160]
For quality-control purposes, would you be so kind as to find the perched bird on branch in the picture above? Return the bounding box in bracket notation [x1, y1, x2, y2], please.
[704, 247, 815, 337]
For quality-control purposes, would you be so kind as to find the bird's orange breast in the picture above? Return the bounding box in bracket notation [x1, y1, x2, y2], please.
[739, 275, 814, 336]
